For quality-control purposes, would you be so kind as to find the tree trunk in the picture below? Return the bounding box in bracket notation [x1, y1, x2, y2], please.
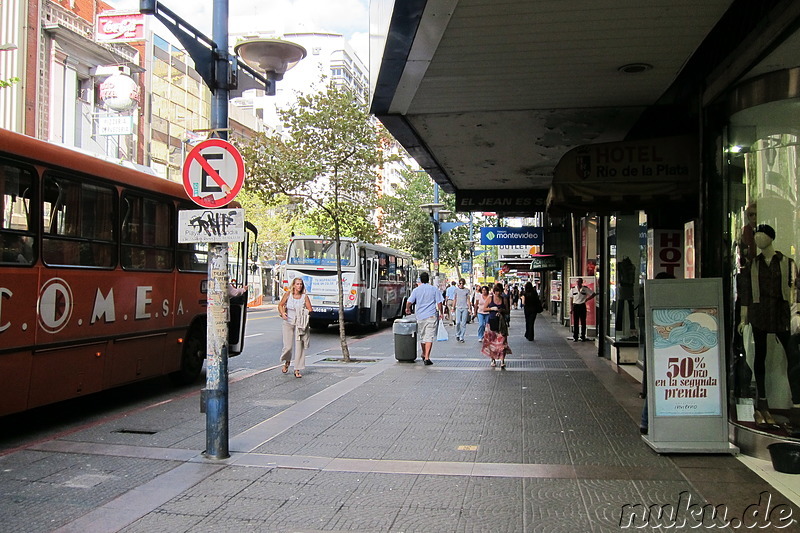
[333, 216, 351, 362]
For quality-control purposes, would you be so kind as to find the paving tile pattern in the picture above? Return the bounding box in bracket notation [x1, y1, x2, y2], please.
[0, 451, 179, 532]
[1, 311, 794, 532]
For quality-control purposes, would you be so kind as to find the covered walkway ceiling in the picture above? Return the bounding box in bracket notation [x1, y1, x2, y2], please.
[369, 1, 794, 196]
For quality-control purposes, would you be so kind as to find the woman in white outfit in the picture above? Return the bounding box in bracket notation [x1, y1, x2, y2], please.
[278, 278, 313, 378]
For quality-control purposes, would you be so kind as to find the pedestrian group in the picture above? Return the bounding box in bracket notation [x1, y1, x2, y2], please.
[276, 275, 583, 375]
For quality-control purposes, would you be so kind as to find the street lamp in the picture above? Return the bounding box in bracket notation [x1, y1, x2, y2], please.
[140, 0, 304, 460]
[234, 38, 306, 96]
[465, 239, 479, 286]
[419, 201, 445, 285]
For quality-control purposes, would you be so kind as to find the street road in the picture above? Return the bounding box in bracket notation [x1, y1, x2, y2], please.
[0, 308, 389, 453]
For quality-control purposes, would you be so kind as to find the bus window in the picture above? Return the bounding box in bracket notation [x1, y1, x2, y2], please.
[121, 193, 174, 271]
[287, 238, 354, 266]
[0, 160, 36, 265]
[378, 252, 388, 281]
[178, 241, 209, 272]
[42, 174, 115, 268]
[388, 255, 397, 281]
[177, 204, 208, 272]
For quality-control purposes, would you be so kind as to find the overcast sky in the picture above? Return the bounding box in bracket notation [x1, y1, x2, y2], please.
[105, 0, 370, 63]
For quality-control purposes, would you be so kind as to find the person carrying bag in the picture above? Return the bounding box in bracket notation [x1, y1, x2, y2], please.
[278, 277, 314, 378]
[483, 283, 511, 368]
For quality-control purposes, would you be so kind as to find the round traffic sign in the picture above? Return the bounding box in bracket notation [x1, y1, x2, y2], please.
[182, 138, 245, 207]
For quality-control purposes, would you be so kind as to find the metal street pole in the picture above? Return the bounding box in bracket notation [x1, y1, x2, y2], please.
[139, 0, 232, 460]
[141, 0, 303, 460]
[468, 213, 474, 287]
[205, 0, 231, 460]
[433, 183, 440, 287]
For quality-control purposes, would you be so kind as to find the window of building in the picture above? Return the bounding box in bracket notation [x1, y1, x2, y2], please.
[727, 94, 800, 436]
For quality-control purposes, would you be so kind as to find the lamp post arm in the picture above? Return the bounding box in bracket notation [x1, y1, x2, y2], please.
[234, 59, 273, 94]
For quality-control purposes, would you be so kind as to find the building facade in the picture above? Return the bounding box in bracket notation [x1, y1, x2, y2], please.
[1, 0, 144, 162]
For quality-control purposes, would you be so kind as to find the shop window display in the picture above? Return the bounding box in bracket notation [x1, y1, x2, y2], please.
[729, 105, 800, 438]
[607, 213, 647, 343]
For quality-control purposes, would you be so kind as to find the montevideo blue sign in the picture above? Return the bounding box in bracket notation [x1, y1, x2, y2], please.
[481, 227, 544, 245]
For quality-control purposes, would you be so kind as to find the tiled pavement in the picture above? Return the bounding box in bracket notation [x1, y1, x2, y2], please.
[1, 310, 798, 532]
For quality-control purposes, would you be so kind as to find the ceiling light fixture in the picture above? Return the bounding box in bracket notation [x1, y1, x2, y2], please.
[618, 63, 653, 74]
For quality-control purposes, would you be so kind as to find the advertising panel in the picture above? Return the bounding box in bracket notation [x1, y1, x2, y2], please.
[651, 307, 721, 416]
[550, 280, 562, 302]
[96, 11, 146, 43]
[480, 227, 543, 246]
[647, 229, 684, 279]
[684, 221, 696, 279]
[643, 278, 735, 454]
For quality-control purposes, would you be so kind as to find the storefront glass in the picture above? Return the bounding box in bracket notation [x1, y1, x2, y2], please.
[607, 212, 647, 343]
[727, 96, 800, 439]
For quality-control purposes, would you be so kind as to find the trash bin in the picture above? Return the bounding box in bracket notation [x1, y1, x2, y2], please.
[393, 317, 417, 362]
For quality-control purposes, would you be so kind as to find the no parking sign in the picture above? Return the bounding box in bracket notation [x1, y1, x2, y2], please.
[182, 138, 245, 207]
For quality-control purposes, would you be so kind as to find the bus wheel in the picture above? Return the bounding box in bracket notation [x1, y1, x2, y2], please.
[170, 331, 206, 385]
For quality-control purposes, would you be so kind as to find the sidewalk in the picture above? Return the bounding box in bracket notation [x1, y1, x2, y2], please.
[2, 310, 799, 532]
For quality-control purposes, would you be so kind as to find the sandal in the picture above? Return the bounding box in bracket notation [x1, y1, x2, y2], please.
[490, 360, 496, 367]
[500, 361, 506, 369]
[282, 361, 290, 373]
[294, 370, 302, 378]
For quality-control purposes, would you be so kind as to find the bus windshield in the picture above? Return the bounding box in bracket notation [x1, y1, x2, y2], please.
[287, 239, 354, 267]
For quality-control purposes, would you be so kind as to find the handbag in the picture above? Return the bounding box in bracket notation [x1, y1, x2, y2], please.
[437, 320, 449, 341]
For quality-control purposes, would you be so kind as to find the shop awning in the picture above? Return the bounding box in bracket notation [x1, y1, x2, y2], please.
[547, 135, 699, 214]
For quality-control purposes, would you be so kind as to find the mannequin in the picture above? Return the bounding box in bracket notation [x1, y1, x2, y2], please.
[738, 224, 799, 428]
[616, 257, 636, 333]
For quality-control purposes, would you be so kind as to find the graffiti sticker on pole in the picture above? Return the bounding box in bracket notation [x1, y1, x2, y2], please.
[178, 208, 245, 243]
[182, 138, 245, 207]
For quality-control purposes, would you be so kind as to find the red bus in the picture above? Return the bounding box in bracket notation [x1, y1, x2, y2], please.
[0, 129, 244, 416]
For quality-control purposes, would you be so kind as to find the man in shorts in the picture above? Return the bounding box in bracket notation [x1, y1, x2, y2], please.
[405, 271, 444, 365]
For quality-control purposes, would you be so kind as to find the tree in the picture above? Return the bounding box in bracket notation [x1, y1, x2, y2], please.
[380, 169, 435, 261]
[303, 200, 383, 243]
[380, 170, 475, 277]
[239, 81, 381, 362]
[0, 77, 20, 89]
[235, 189, 309, 261]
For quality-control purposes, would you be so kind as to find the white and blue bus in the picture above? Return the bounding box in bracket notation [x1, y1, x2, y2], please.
[283, 236, 416, 329]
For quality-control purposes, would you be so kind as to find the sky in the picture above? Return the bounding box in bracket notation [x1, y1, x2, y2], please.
[105, 0, 371, 63]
